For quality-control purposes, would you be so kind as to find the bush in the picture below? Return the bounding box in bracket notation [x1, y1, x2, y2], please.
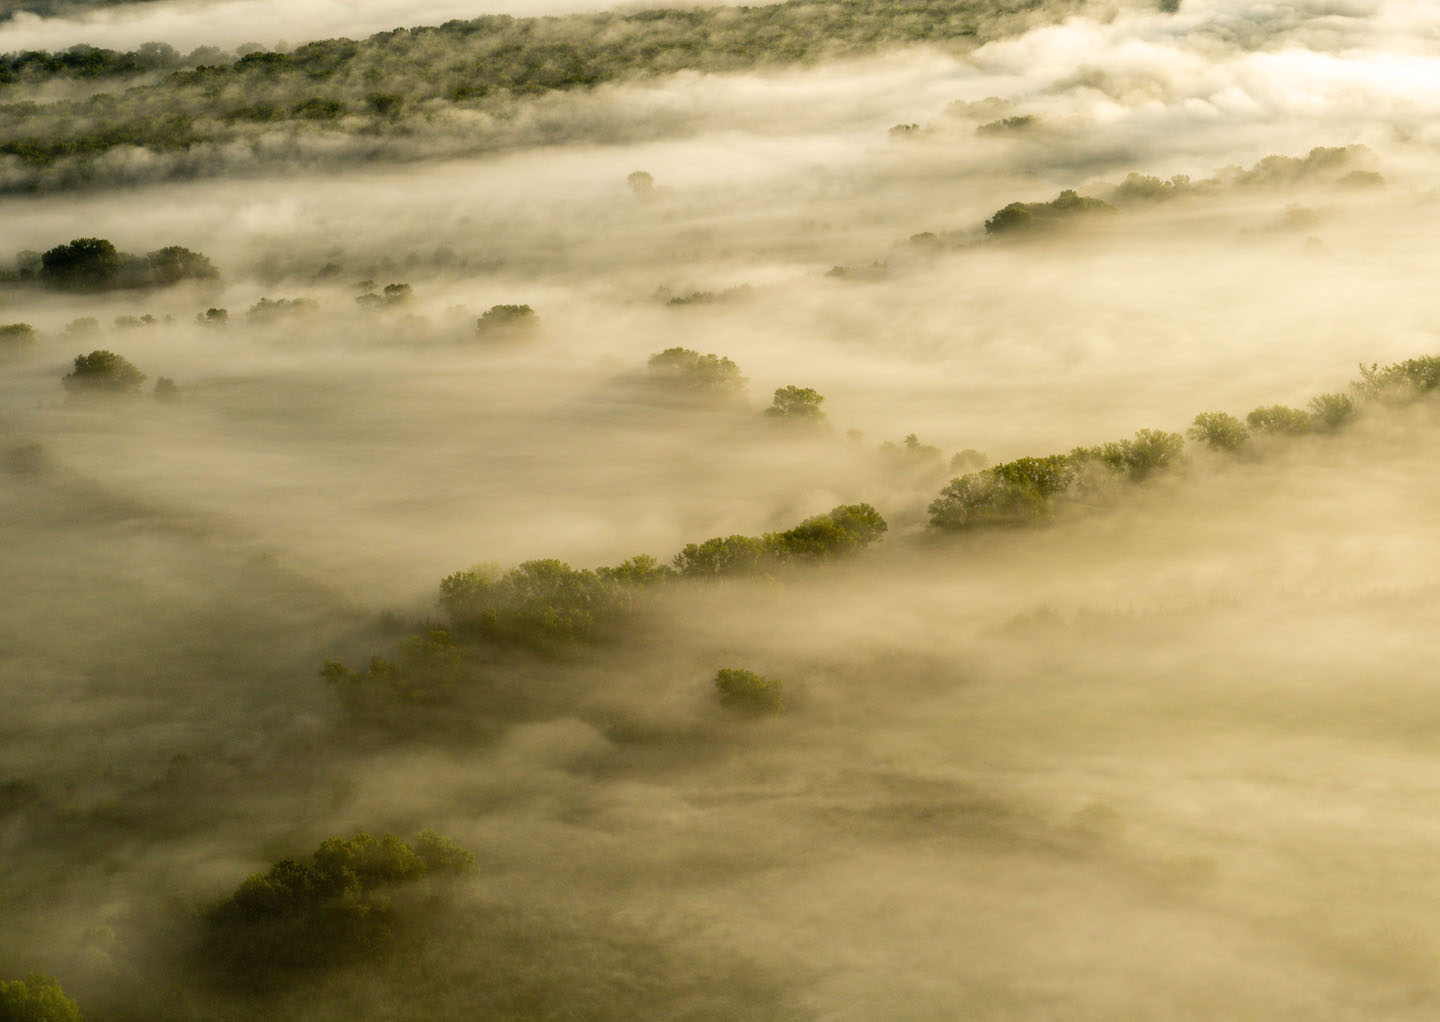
[62, 350, 145, 395]
[714, 668, 784, 715]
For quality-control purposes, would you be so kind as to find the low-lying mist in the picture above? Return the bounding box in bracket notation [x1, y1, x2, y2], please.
[6, 0, 1440, 1017]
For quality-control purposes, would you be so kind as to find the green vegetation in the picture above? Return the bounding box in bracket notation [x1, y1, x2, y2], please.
[0, 322, 35, 357]
[929, 454, 1077, 529]
[0, 0, 1143, 191]
[33, 237, 216, 290]
[984, 189, 1113, 236]
[476, 304, 538, 337]
[1188, 411, 1248, 451]
[202, 831, 475, 979]
[646, 347, 747, 397]
[0, 973, 82, 1022]
[61, 350, 145, 395]
[1355, 355, 1440, 405]
[1245, 404, 1312, 436]
[1070, 428, 1185, 482]
[714, 668, 785, 715]
[765, 385, 828, 424]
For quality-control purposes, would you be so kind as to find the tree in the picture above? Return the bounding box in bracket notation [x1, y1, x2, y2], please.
[1188, 411, 1248, 451]
[476, 304, 537, 337]
[646, 347, 747, 397]
[673, 535, 768, 578]
[0, 323, 36, 359]
[62, 350, 145, 395]
[765, 385, 827, 424]
[1308, 392, 1355, 432]
[40, 237, 122, 290]
[627, 170, 654, 196]
[1246, 404, 1312, 436]
[766, 503, 887, 562]
[153, 376, 180, 403]
[1072, 428, 1184, 482]
[1354, 355, 1440, 405]
[145, 245, 218, 285]
[0, 973, 82, 1022]
[928, 455, 1075, 529]
[714, 668, 784, 715]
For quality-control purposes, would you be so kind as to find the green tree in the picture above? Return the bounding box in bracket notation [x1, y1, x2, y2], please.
[0, 323, 36, 359]
[1354, 355, 1440, 405]
[714, 668, 784, 715]
[0, 973, 82, 1022]
[766, 503, 887, 562]
[1246, 404, 1312, 436]
[928, 454, 1076, 529]
[1072, 428, 1184, 481]
[40, 237, 122, 290]
[646, 347, 747, 397]
[476, 304, 538, 336]
[765, 385, 827, 424]
[673, 535, 769, 577]
[1308, 392, 1355, 432]
[62, 350, 145, 395]
[1188, 411, 1248, 451]
[145, 245, 218, 285]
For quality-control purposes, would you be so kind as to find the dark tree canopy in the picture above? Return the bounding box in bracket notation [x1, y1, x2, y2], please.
[765, 385, 828, 424]
[62, 350, 146, 395]
[646, 347, 747, 397]
[714, 668, 784, 715]
[40, 237, 121, 290]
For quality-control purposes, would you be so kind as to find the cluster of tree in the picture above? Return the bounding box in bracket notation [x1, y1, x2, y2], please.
[1108, 146, 1382, 204]
[930, 352, 1437, 531]
[714, 668, 785, 715]
[0, 321, 35, 358]
[663, 285, 751, 306]
[0, 40, 194, 85]
[356, 282, 413, 308]
[976, 114, 1037, 135]
[17, 238, 217, 290]
[475, 304, 538, 337]
[984, 189, 1114, 236]
[0, 0, 1162, 188]
[673, 503, 887, 576]
[201, 831, 475, 980]
[0, 972, 82, 1022]
[60, 349, 179, 401]
[646, 346, 747, 398]
[247, 297, 317, 321]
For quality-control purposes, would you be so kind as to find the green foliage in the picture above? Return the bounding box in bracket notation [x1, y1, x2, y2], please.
[1354, 355, 1440, 405]
[646, 347, 747, 397]
[672, 534, 770, 578]
[1308, 392, 1355, 432]
[36, 238, 216, 289]
[765, 503, 888, 563]
[714, 668, 784, 715]
[1071, 428, 1185, 482]
[40, 237, 120, 290]
[0, 322, 36, 356]
[595, 553, 675, 586]
[0, 973, 81, 1022]
[1188, 411, 1248, 451]
[438, 559, 626, 644]
[928, 454, 1076, 529]
[62, 350, 145, 395]
[984, 189, 1113, 236]
[1246, 404, 1313, 436]
[476, 304, 538, 336]
[977, 114, 1036, 135]
[248, 297, 317, 321]
[765, 385, 828, 424]
[202, 831, 475, 978]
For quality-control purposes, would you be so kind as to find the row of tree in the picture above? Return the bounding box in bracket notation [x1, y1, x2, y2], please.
[4, 237, 218, 290]
[928, 355, 1439, 530]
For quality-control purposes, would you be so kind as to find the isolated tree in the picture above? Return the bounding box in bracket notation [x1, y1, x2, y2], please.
[62, 350, 145, 395]
[40, 237, 122, 290]
[765, 385, 827, 424]
[714, 668, 784, 715]
[627, 170, 654, 196]
[1188, 411, 1248, 451]
[0, 972, 82, 1022]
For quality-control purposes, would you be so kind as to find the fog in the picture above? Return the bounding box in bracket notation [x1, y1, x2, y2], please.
[5, 0, 1440, 1018]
